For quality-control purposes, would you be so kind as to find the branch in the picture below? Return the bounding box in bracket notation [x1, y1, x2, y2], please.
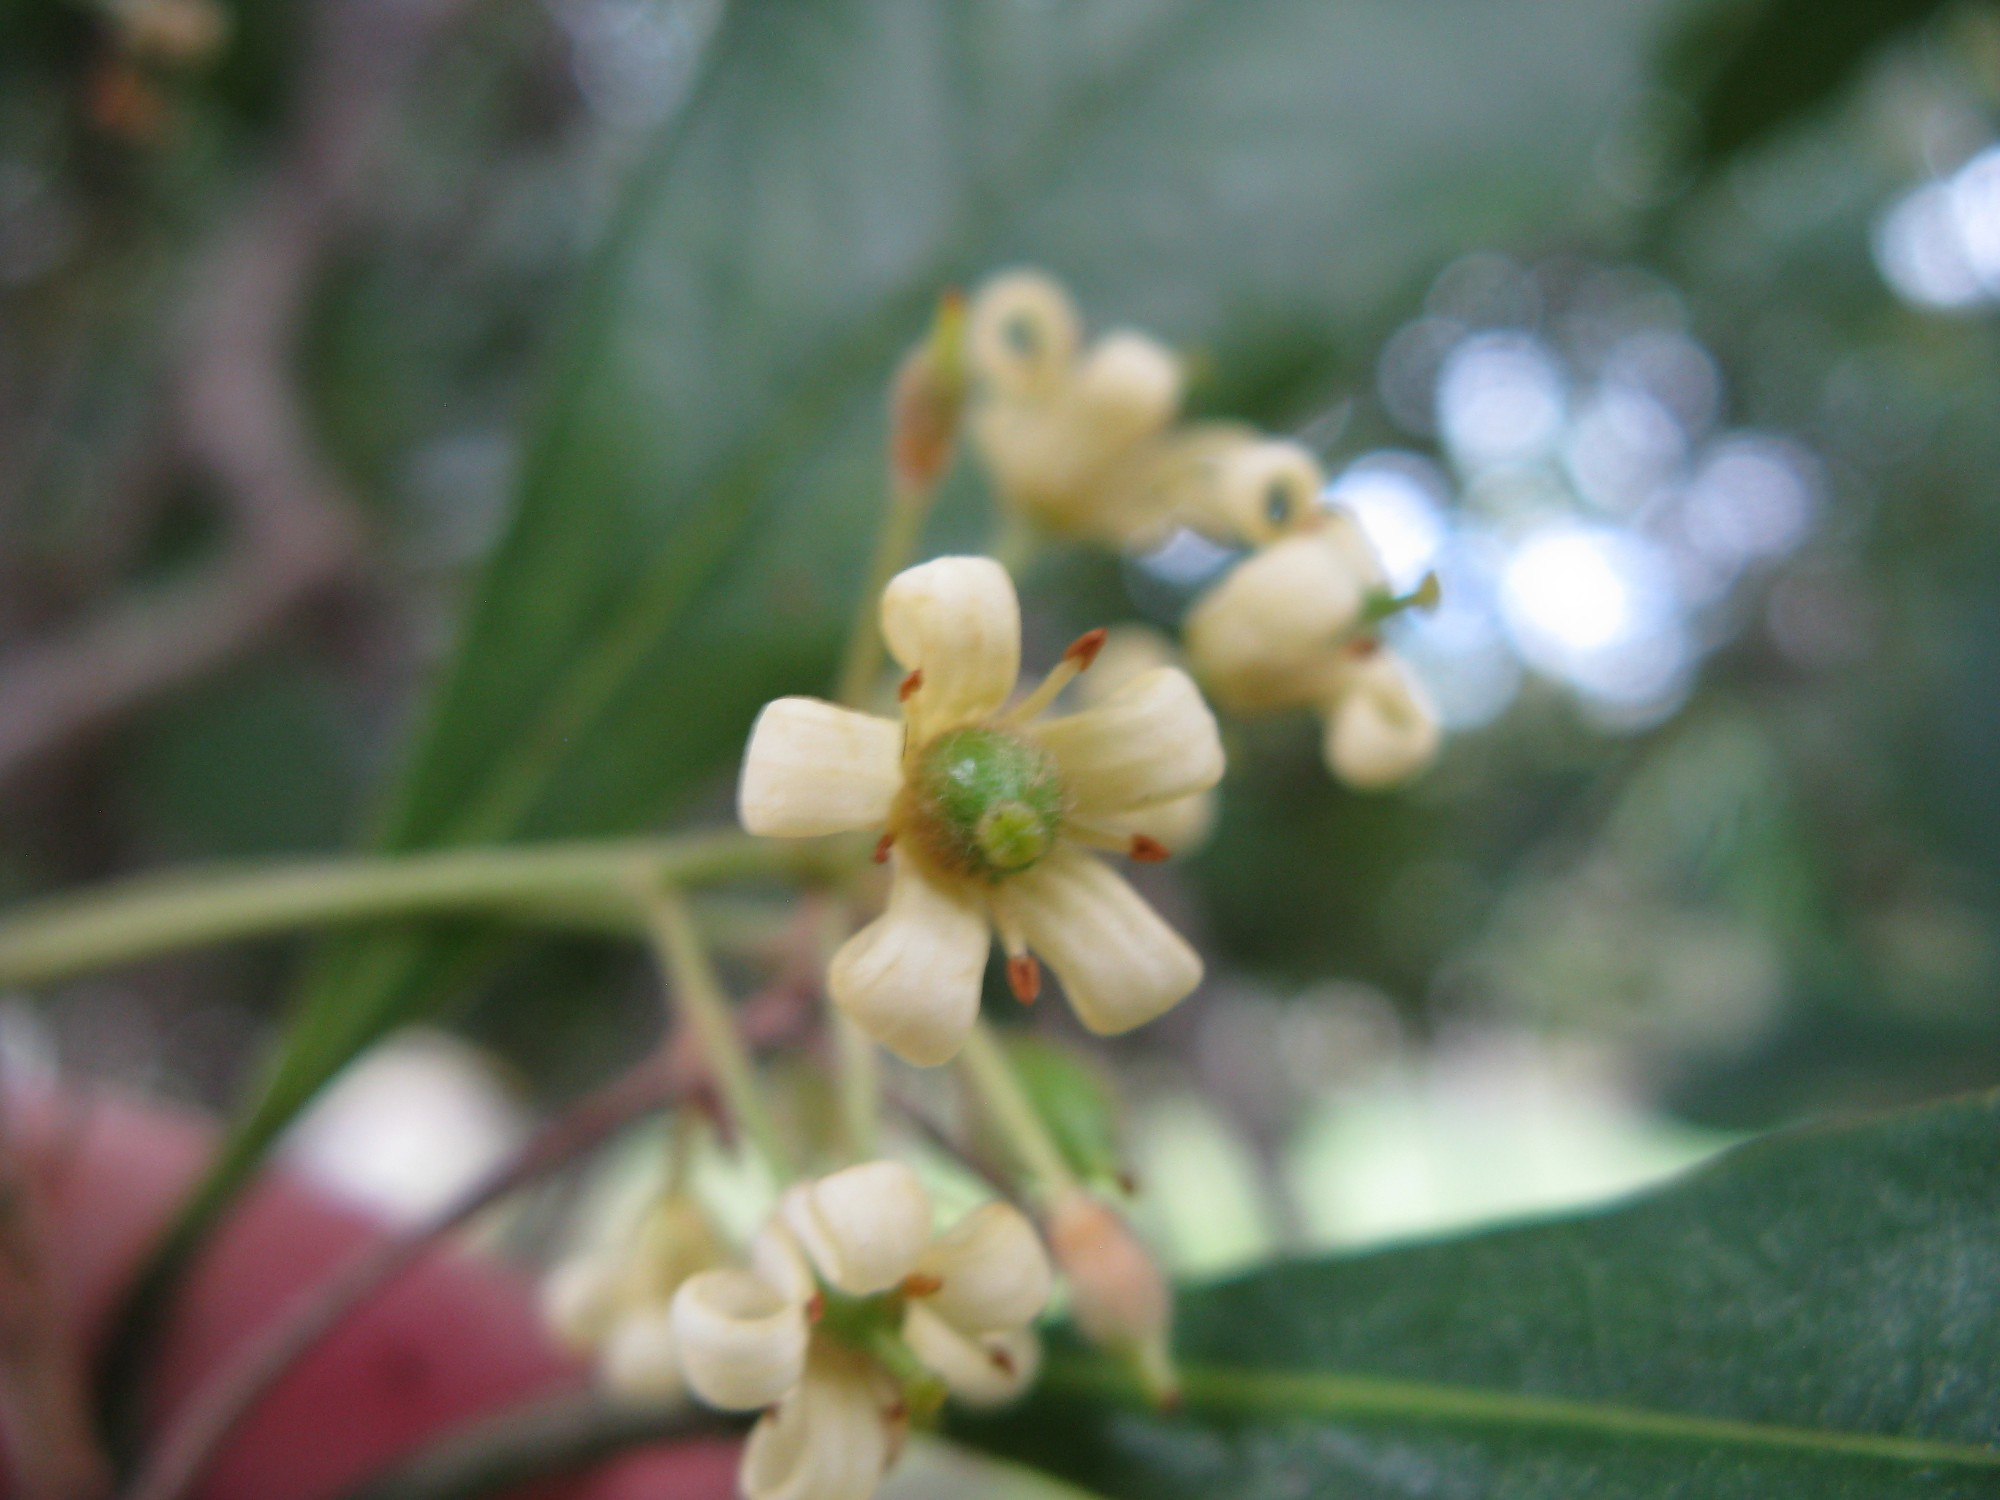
[0, 0, 477, 790]
[122, 980, 808, 1500]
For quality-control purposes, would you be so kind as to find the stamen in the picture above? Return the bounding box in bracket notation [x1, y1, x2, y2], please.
[873, 832, 895, 864]
[806, 1292, 825, 1323]
[1000, 626, 1108, 725]
[1007, 954, 1042, 1005]
[1061, 822, 1134, 855]
[898, 668, 925, 702]
[1344, 636, 1380, 659]
[1129, 835, 1170, 863]
[901, 1272, 944, 1298]
[988, 1344, 1018, 1376]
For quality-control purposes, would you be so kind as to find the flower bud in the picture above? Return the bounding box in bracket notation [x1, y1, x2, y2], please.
[671, 1268, 810, 1411]
[600, 1307, 686, 1405]
[890, 293, 968, 492]
[1070, 332, 1183, 450]
[781, 1160, 933, 1297]
[1326, 652, 1441, 789]
[1045, 1191, 1176, 1403]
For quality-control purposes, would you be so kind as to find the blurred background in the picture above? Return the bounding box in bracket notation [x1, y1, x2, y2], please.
[3, 0, 1999, 1281]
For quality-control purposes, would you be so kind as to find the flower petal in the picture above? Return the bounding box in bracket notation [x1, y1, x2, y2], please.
[902, 1304, 1040, 1408]
[1184, 532, 1367, 713]
[740, 1352, 895, 1500]
[1007, 847, 1201, 1035]
[913, 1200, 1052, 1333]
[781, 1160, 932, 1297]
[669, 1268, 808, 1411]
[1070, 331, 1182, 449]
[967, 270, 1080, 399]
[1079, 792, 1215, 857]
[1031, 667, 1223, 819]
[540, 1253, 621, 1351]
[1326, 652, 1441, 790]
[739, 698, 904, 838]
[882, 557, 1020, 738]
[599, 1307, 686, 1405]
[829, 855, 989, 1067]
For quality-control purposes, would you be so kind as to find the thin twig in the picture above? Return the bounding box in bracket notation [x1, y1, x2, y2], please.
[0, 0, 478, 789]
[122, 979, 810, 1500]
[330, 1391, 733, 1500]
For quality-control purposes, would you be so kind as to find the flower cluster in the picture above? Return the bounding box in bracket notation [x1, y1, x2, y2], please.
[741, 556, 1225, 1067]
[963, 267, 1443, 790]
[670, 1162, 1051, 1500]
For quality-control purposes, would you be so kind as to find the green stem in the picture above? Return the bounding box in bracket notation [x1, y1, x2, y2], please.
[642, 887, 797, 1178]
[833, 477, 936, 708]
[833, 1012, 881, 1161]
[956, 1021, 1079, 1208]
[0, 834, 856, 990]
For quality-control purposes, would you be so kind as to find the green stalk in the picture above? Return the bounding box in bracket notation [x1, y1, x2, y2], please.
[642, 887, 797, 1178]
[0, 833, 854, 990]
[956, 1021, 1081, 1208]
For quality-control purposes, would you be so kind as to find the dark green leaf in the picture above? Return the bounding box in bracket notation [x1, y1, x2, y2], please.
[960, 1089, 2000, 1497]
[1665, 0, 1949, 167]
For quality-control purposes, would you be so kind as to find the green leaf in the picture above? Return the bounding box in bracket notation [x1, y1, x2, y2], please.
[1665, 0, 1949, 168]
[958, 1090, 2000, 1497]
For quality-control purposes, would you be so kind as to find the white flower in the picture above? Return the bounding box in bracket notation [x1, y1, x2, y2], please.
[1067, 626, 1216, 855]
[740, 556, 1224, 1066]
[671, 1162, 1053, 1500]
[540, 1193, 725, 1406]
[1133, 429, 1330, 549]
[1184, 521, 1440, 790]
[965, 270, 1186, 542]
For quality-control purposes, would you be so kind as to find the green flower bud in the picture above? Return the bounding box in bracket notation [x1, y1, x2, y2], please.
[905, 727, 1065, 880]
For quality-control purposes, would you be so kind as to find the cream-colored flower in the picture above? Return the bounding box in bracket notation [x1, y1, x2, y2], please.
[740, 556, 1224, 1066]
[1068, 626, 1216, 855]
[1184, 520, 1441, 789]
[1131, 428, 1330, 550]
[672, 1162, 1053, 1500]
[965, 270, 1186, 543]
[540, 1192, 725, 1405]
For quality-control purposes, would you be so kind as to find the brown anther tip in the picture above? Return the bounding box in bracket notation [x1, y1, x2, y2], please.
[1129, 835, 1170, 863]
[873, 832, 895, 865]
[1007, 954, 1042, 1004]
[901, 1272, 944, 1298]
[806, 1292, 825, 1323]
[938, 287, 967, 314]
[988, 1346, 1018, 1375]
[1345, 636, 1381, 659]
[1064, 627, 1109, 669]
[1116, 1169, 1141, 1195]
[898, 668, 924, 702]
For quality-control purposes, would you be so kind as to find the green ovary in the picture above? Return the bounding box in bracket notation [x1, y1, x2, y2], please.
[907, 727, 1065, 879]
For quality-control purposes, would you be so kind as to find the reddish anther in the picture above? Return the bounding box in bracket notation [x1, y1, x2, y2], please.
[1064, 628, 1109, 669]
[873, 832, 895, 864]
[1345, 635, 1381, 658]
[898, 668, 925, 701]
[1007, 954, 1041, 1004]
[900, 1272, 944, 1298]
[989, 1345, 1018, 1375]
[1129, 835, 1170, 863]
[806, 1291, 826, 1323]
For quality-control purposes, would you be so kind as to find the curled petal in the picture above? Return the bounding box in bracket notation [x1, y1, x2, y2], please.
[913, 1200, 1052, 1333]
[1326, 653, 1441, 790]
[882, 557, 1020, 738]
[739, 698, 904, 838]
[1007, 847, 1201, 1035]
[902, 1304, 1040, 1408]
[749, 1222, 818, 1307]
[669, 1269, 808, 1411]
[1070, 332, 1182, 450]
[967, 269, 1080, 398]
[1031, 667, 1223, 820]
[829, 855, 989, 1067]
[740, 1351, 896, 1500]
[782, 1160, 932, 1297]
[1184, 532, 1368, 713]
[1190, 438, 1325, 546]
[599, 1307, 686, 1405]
